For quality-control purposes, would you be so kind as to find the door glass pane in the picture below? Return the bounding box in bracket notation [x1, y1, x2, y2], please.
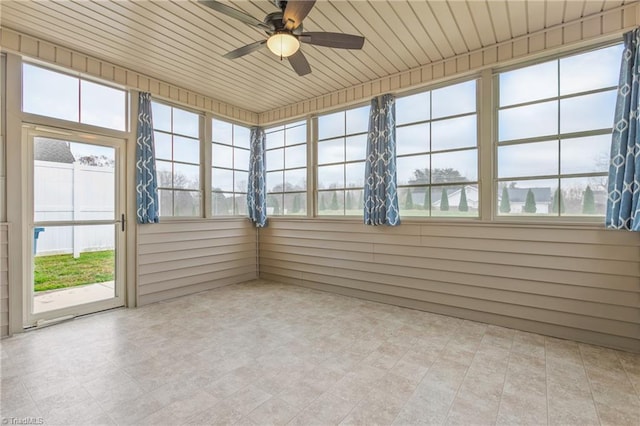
[33, 224, 116, 313]
[34, 139, 115, 221]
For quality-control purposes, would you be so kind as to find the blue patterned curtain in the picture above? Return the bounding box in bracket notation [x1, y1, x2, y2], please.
[136, 92, 159, 224]
[364, 94, 400, 226]
[247, 127, 267, 227]
[607, 29, 640, 231]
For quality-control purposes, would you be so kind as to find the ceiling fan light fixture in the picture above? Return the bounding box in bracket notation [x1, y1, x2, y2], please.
[267, 32, 300, 57]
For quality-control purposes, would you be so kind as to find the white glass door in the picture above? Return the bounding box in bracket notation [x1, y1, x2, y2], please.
[25, 128, 125, 326]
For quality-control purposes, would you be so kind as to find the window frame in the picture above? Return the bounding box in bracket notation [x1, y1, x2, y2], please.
[492, 41, 621, 223]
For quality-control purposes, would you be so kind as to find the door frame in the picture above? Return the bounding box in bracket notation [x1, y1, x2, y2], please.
[23, 125, 126, 327]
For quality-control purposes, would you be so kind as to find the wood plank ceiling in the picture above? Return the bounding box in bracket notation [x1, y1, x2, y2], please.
[0, 0, 632, 113]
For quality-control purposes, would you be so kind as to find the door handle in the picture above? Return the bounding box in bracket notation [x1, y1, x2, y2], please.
[121, 214, 125, 232]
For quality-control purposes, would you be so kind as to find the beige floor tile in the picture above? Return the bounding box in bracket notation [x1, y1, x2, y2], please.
[248, 397, 299, 425]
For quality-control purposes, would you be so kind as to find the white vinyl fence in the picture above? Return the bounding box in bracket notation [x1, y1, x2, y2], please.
[34, 160, 114, 257]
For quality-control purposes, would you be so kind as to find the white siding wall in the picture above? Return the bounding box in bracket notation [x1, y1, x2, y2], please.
[259, 219, 640, 353]
[137, 219, 257, 305]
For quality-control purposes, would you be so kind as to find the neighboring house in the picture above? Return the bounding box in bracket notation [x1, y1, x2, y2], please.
[500, 187, 552, 214]
[34, 138, 75, 163]
[431, 185, 479, 211]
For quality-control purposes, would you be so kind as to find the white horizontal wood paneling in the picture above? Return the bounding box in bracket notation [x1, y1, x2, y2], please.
[259, 220, 640, 353]
[137, 219, 257, 306]
[1, 224, 8, 337]
[0, 1, 635, 114]
[0, 28, 258, 125]
[259, 3, 639, 123]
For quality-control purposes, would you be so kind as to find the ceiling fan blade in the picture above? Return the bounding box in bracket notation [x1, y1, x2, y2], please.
[223, 40, 267, 59]
[287, 50, 311, 76]
[198, 0, 270, 30]
[283, 0, 316, 30]
[300, 32, 365, 49]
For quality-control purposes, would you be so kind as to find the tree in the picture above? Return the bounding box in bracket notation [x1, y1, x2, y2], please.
[523, 189, 537, 213]
[77, 154, 114, 168]
[458, 186, 468, 212]
[345, 191, 353, 211]
[330, 192, 339, 210]
[267, 195, 280, 215]
[440, 188, 449, 211]
[319, 194, 327, 211]
[582, 185, 596, 214]
[499, 187, 511, 213]
[404, 188, 414, 209]
[423, 189, 430, 210]
[551, 188, 565, 214]
[358, 191, 364, 209]
[292, 194, 301, 213]
[212, 190, 229, 215]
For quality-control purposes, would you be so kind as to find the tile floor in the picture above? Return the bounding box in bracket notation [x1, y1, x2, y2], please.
[1, 280, 639, 426]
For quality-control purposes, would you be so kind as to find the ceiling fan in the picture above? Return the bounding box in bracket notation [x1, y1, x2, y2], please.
[198, 0, 365, 76]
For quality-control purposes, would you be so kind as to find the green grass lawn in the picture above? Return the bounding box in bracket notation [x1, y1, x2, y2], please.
[34, 250, 114, 292]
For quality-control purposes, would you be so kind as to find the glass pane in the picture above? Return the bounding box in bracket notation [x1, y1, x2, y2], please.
[346, 105, 370, 134]
[172, 108, 199, 137]
[432, 115, 477, 151]
[267, 193, 284, 215]
[431, 185, 479, 217]
[32, 224, 115, 313]
[34, 140, 115, 221]
[212, 119, 233, 144]
[396, 155, 429, 186]
[399, 186, 429, 217]
[345, 162, 365, 188]
[396, 91, 430, 125]
[266, 129, 285, 150]
[318, 111, 345, 140]
[266, 148, 285, 171]
[561, 135, 610, 175]
[173, 191, 201, 216]
[560, 177, 607, 216]
[285, 145, 306, 168]
[23, 64, 79, 122]
[212, 167, 234, 192]
[431, 150, 477, 183]
[345, 135, 367, 162]
[560, 45, 623, 95]
[560, 90, 616, 134]
[397, 123, 429, 156]
[234, 171, 248, 193]
[212, 192, 232, 216]
[345, 189, 364, 214]
[212, 143, 233, 168]
[499, 101, 558, 141]
[500, 61, 558, 106]
[234, 147, 250, 171]
[432, 80, 476, 118]
[284, 192, 306, 215]
[156, 160, 173, 188]
[318, 190, 344, 215]
[234, 194, 247, 216]
[158, 189, 173, 216]
[234, 126, 251, 149]
[285, 168, 307, 191]
[174, 163, 200, 189]
[496, 179, 557, 216]
[266, 170, 284, 193]
[80, 80, 126, 131]
[152, 102, 172, 133]
[286, 124, 306, 145]
[154, 132, 172, 161]
[173, 136, 199, 164]
[318, 138, 345, 164]
[498, 141, 558, 179]
[318, 164, 344, 189]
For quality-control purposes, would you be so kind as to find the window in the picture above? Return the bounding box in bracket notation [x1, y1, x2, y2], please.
[211, 118, 250, 216]
[265, 121, 307, 215]
[22, 63, 127, 131]
[496, 44, 622, 217]
[152, 102, 201, 217]
[395, 80, 478, 217]
[316, 105, 370, 215]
